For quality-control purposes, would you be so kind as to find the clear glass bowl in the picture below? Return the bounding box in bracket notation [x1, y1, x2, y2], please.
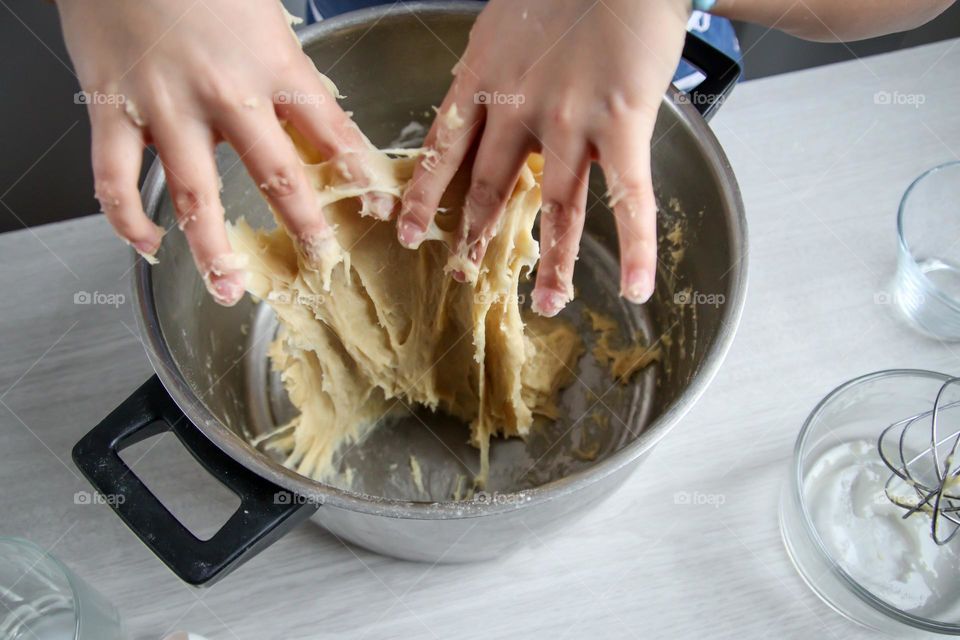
[894, 162, 960, 341]
[0, 537, 124, 640]
[780, 370, 960, 637]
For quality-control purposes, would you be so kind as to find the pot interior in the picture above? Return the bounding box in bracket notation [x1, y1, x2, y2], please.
[145, 6, 742, 501]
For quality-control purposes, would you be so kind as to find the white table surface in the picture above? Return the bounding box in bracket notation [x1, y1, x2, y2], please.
[2, 38, 960, 640]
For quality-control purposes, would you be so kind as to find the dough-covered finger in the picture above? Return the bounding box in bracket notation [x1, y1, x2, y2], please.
[452, 118, 531, 281]
[219, 112, 337, 268]
[152, 119, 246, 306]
[275, 70, 364, 159]
[89, 108, 162, 257]
[597, 124, 657, 304]
[397, 79, 483, 249]
[278, 72, 395, 220]
[532, 142, 590, 317]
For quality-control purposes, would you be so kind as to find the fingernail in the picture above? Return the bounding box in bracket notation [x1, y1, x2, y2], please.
[133, 237, 162, 265]
[531, 289, 567, 317]
[621, 269, 654, 304]
[398, 216, 426, 249]
[132, 239, 157, 253]
[298, 230, 341, 270]
[209, 274, 246, 306]
[203, 254, 249, 307]
[363, 193, 396, 220]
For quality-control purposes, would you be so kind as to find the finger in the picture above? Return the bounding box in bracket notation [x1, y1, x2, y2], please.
[397, 79, 483, 249]
[151, 118, 247, 306]
[596, 123, 657, 304]
[278, 72, 395, 220]
[532, 140, 590, 317]
[89, 108, 163, 258]
[217, 111, 338, 269]
[451, 117, 532, 281]
[274, 70, 361, 159]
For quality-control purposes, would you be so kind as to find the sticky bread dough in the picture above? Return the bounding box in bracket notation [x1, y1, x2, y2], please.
[229, 136, 583, 488]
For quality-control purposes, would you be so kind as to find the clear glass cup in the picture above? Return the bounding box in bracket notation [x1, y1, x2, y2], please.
[0, 538, 124, 640]
[894, 161, 960, 341]
[780, 370, 960, 638]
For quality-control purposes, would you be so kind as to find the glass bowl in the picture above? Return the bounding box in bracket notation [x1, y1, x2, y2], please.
[780, 370, 960, 637]
[0, 537, 124, 640]
[893, 161, 960, 341]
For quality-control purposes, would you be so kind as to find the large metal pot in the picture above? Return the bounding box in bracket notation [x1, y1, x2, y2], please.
[73, 2, 747, 586]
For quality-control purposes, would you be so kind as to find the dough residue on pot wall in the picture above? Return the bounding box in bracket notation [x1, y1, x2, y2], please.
[586, 309, 660, 383]
[229, 120, 582, 489]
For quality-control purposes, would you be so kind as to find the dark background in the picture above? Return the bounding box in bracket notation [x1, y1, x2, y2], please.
[2, 1, 959, 233]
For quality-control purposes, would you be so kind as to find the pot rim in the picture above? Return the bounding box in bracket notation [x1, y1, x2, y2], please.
[134, 1, 749, 520]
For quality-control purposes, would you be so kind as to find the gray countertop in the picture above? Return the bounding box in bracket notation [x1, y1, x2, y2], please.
[2, 38, 959, 640]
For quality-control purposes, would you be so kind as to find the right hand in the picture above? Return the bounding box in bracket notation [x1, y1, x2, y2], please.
[57, 0, 391, 305]
[396, 0, 691, 316]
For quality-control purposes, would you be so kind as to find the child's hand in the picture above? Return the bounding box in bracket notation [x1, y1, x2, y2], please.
[397, 0, 690, 316]
[57, 0, 387, 305]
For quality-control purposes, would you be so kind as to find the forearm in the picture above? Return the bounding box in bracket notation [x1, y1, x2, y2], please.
[712, 0, 956, 42]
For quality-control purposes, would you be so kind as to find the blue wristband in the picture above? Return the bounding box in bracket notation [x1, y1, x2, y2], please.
[692, 0, 717, 11]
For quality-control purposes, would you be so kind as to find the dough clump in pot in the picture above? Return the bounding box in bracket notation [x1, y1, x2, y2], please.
[229, 109, 582, 488]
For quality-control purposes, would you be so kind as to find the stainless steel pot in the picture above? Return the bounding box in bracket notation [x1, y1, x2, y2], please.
[73, 2, 747, 586]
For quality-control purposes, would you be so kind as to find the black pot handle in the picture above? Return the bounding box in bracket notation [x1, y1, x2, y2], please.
[679, 31, 742, 121]
[72, 375, 318, 586]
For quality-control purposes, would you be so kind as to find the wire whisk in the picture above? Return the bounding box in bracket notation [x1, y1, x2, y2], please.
[877, 377, 960, 545]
